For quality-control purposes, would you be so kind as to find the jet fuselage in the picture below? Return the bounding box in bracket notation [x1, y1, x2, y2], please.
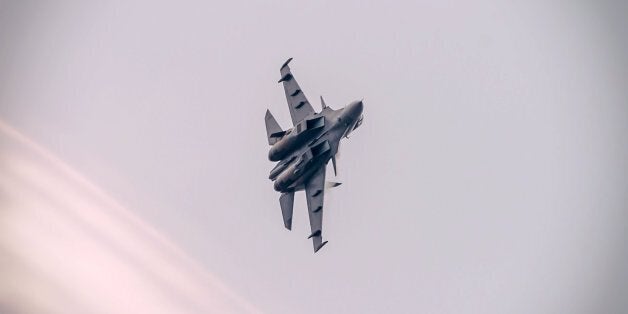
[264, 57, 365, 252]
[269, 100, 363, 192]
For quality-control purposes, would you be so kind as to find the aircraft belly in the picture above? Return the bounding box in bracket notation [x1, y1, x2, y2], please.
[274, 155, 329, 192]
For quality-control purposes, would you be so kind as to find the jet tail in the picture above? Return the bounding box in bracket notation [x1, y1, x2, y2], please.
[320, 96, 327, 110]
[265, 109, 284, 145]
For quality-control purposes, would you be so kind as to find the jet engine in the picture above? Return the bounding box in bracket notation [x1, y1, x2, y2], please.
[268, 116, 325, 161]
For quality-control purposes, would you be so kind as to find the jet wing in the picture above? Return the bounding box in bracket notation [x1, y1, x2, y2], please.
[304, 165, 328, 253]
[278, 58, 315, 126]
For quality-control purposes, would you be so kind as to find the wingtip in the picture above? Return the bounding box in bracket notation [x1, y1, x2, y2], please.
[314, 241, 328, 253]
[265, 109, 275, 122]
[280, 57, 293, 69]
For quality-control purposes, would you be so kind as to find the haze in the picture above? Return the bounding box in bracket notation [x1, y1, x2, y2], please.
[1, 1, 627, 313]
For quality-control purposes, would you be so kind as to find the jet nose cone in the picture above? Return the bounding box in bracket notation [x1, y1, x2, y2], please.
[349, 100, 364, 116]
[355, 100, 364, 113]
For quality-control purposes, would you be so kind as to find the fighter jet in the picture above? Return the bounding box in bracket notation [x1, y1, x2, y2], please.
[265, 58, 364, 253]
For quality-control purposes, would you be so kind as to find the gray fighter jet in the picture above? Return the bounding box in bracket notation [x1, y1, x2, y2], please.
[265, 58, 364, 253]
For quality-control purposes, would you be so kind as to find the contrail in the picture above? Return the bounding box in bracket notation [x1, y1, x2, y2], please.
[0, 120, 261, 314]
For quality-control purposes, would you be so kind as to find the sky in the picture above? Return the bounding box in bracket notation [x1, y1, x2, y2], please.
[0, 121, 259, 314]
[1, 1, 627, 313]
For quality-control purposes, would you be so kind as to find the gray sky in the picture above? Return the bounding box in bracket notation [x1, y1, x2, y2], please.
[1, 1, 627, 313]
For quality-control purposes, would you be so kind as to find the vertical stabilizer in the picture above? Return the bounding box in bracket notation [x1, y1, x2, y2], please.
[265, 109, 284, 145]
[320, 96, 327, 110]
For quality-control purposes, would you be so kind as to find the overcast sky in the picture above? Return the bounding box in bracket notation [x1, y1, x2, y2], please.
[1, 1, 627, 313]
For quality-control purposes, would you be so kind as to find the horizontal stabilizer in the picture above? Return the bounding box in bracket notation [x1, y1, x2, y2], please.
[265, 110, 284, 145]
[279, 192, 294, 230]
